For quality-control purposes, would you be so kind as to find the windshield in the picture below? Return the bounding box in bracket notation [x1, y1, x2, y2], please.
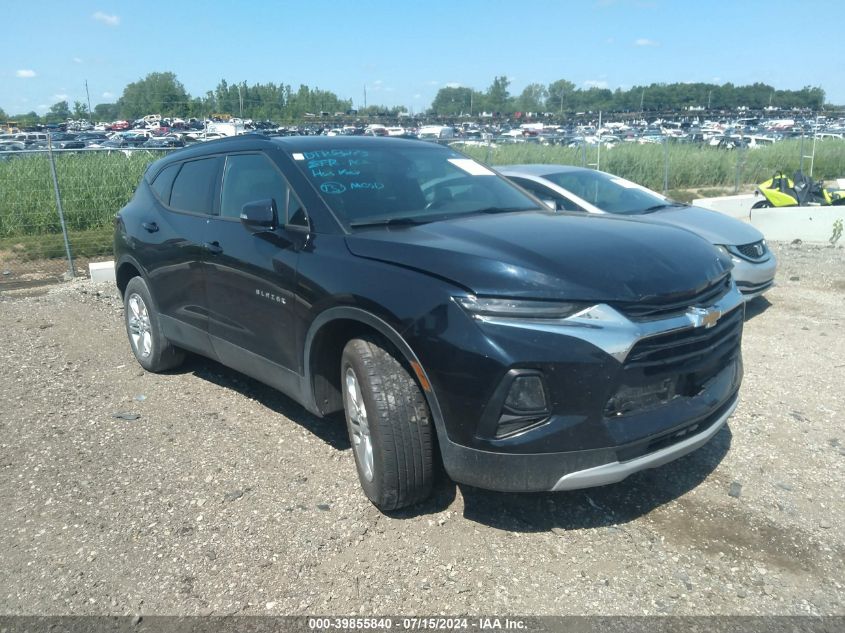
[292, 142, 542, 228]
[543, 170, 674, 215]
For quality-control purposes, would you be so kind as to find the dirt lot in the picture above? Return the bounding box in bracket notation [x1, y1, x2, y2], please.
[0, 242, 842, 617]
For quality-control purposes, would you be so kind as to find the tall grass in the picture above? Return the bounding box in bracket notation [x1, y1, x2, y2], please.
[0, 140, 844, 255]
[0, 150, 162, 239]
[460, 138, 845, 192]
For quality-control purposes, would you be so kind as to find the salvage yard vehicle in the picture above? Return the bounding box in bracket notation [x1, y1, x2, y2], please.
[500, 164, 777, 300]
[115, 136, 744, 510]
[752, 170, 845, 208]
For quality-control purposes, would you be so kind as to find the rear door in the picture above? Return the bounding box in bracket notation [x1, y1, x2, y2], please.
[142, 156, 222, 354]
[204, 151, 308, 384]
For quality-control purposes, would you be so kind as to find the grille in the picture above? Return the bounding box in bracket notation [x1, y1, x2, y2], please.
[735, 240, 767, 260]
[625, 306, 743, 375]
[615, 275, 731, 320]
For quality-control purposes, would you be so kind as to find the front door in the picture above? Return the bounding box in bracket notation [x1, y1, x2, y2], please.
[204, 152, 307, 389]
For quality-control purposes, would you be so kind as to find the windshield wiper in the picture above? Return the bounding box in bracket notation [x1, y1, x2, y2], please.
[464, 206, 541, 215]
[349, 216, 430, 229]
[640, 202, 689, 214]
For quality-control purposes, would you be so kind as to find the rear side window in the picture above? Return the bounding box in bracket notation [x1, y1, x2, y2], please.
[170, 157, 221, 214]
[150, 163, 180, 205]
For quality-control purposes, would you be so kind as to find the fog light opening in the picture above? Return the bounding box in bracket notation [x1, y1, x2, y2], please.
[504, 375, 547, 412]
[495, 373, 550, 438]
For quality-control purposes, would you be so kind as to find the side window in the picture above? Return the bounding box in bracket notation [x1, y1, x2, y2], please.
[511, 177, 582, 212]
[287, 189, 308, 228]
[150, 163, 180, 205]
[170, 157, 221, 214]
[221, 153, 287, 220]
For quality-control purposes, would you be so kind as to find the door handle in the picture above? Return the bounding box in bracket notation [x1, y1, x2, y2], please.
[203, 241, 223, 255]
[141, 221, 159, 233]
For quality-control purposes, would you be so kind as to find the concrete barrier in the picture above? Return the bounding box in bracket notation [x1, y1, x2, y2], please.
[88, 260, 116, 283]
[691, 194, 755, 221]
[749, 206, 845, 243]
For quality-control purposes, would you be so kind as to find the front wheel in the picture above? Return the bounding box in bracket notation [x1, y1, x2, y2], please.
[341, 336, 435, 510]
[123, 276, 185, 372]
[751, 200, 771, 209]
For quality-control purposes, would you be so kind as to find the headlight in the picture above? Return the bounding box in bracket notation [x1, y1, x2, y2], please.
[455, 295, 588, 319]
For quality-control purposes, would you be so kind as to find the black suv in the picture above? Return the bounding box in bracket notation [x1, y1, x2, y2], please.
[115, 136, 744, 510]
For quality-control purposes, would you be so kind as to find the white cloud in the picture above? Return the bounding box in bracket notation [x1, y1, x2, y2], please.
[36, 104, 48, 111]
[427, 80, 439, 86]
[634, 38, 659, 46]
[102, 91, 114, 99]
[92, 11, 120, 26]
[413, 93, 422, 99]
[583, 80, 609, 89]
[73, 57, 83, 64]
[53, 93, 69, 101]
[16, 69, 36, 78]
[445, 82, 462, 89]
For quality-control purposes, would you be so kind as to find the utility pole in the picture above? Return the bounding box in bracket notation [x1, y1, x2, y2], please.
[84, 79, 92, 120]
[640, 89, 645, 111]
[237, 84, 243, 118]
[363, 85, 367, 110]
[707, 90, 712, 109]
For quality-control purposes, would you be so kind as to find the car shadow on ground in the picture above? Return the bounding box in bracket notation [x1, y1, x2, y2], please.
[178, 354, 351, 451]
[744, 295, 772, 321]
[175, 354, 732, 532]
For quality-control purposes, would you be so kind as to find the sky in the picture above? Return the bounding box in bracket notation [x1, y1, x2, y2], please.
[2, 0, 844, 117]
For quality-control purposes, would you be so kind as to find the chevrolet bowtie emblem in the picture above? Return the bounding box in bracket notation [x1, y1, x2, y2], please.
[687, 306, 722, 329]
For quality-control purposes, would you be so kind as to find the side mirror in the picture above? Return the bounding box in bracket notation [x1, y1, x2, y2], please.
[240, 199, 277, 232]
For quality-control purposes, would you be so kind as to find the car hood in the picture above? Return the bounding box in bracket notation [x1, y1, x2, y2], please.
[345, 211, 732, 302]
[644, 205, 763, 246]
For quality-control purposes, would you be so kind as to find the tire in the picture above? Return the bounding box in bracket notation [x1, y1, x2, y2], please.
[751, 200, 771, 209]
[341, 336, 434, 510]
[123, 276, 185, 372]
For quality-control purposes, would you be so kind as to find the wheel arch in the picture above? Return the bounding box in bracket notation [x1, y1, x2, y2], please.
[115, 254, 147, 298]
[303, 307, 447, 438]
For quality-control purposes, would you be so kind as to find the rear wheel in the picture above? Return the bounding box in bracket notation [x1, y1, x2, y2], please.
[751, 200, 771, 209]
[124, 276, 185, 372]
[341, 336, 434, 510]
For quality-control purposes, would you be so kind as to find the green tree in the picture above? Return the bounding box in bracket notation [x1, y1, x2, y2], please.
[485, 76, 511, 114]
[430, 86, 481, 116]
[46, 100, 71, 123]
[117, 72, 190, 119]
[516, 83, 548, 114]
[72, 101, 89, 119]
[548, 79, 575, 113]
[0, 106, 7, 121]
[93, 103, 120, 121]
[11, 111, 40, 126]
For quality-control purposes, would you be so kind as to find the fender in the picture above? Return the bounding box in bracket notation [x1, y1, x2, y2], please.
[302, 306, 449, 443]
[114, 252, 149, 295]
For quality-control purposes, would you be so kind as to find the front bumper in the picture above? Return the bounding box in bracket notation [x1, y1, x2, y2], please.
[730, 253, 777, 301]
[431, 284, 745, 492]
[552, 395, 735, 490]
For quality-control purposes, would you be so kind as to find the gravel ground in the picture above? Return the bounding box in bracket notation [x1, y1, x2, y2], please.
[0, 242, 842, 617]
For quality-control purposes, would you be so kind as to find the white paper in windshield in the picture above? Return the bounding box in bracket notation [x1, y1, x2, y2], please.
[610, 178, 639, 188]
[448, 158, 495, 176]
[292, 153, 305, 161]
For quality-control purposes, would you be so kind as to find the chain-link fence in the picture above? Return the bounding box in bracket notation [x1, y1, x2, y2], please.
[0, 146, 171, 290]
[2, 137, 842, 291]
